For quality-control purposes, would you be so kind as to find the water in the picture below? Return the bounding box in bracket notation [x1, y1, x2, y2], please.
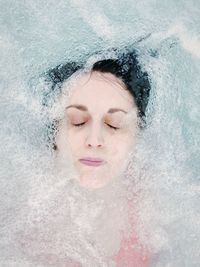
[0, 0, 200, 266]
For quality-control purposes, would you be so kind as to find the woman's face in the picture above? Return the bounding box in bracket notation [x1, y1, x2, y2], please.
[55, 71, 138, 189]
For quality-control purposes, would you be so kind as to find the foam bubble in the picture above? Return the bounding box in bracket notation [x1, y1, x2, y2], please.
[1, 1, 199, 266]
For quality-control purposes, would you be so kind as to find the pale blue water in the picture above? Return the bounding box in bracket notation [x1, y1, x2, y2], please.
[0, 1, 199, 266]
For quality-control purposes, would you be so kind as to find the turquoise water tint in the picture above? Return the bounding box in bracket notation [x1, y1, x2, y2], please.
[0, 0, 199, 266]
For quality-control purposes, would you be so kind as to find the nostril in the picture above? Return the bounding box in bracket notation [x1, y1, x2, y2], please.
[87, 143, 102, 148]
[85, 127, 104, 148]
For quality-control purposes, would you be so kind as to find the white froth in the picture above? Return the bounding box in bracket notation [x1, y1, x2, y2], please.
[0, 1, 199, 266]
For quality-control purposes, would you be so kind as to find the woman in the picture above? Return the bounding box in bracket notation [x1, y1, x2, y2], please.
[47, 48, 150, 188]
[44, 47, 152, 266]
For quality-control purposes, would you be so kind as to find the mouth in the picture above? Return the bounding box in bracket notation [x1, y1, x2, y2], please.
[79, 157, 105, 167]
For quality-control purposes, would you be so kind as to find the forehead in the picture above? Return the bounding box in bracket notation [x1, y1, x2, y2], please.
[65, 72, 134, 113]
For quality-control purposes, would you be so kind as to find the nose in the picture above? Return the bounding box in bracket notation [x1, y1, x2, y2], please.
[85, 125, 104, 148]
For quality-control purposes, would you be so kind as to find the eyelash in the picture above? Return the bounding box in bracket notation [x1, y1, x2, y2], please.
[73, 122, 85, 127]
[73, 122, 119, 130]
[107, 125, 119, 130]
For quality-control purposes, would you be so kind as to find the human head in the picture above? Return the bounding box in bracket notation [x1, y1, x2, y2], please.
[46, 49, 150, 123]
[45, 48, 151, 189]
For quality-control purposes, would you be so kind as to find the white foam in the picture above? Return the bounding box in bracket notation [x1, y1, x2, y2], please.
[0, 1, 199, 266]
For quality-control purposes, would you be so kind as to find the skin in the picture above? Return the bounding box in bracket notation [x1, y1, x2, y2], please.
[55, 71, 138, 189]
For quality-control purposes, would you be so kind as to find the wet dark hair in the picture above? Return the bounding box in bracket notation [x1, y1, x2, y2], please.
[91, 52, 150, 120]
[45, 49, 151, 149]
[47, 50, 151, 120]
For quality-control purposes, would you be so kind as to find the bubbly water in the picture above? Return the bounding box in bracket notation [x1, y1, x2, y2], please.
[0, 0, 199, 266]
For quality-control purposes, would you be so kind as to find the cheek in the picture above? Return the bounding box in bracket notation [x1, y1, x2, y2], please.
[67, 131, 84, 154]
[108, 133, 134, 158]
[55, 125, 78, 154]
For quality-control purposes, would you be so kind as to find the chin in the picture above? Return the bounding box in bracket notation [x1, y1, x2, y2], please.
[78, 173, 112, 189]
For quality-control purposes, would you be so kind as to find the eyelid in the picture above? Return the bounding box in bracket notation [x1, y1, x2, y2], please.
[106, 123, 120, 130]
[72, 122, 120, 130]
[104, 117, 121, 130]
[73, 122, 86, 127]
[105, 122, 120, 130]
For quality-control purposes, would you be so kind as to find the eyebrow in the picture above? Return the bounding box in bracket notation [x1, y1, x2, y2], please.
[66, 104, 128, 114]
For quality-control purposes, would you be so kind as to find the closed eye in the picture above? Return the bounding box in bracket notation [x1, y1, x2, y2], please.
[73, 122, 85, 127]
[73, 122, 120, 130]
[106, 124, 120, 130]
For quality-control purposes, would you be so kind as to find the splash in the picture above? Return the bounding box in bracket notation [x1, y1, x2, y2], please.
[0, 0, 199, 266]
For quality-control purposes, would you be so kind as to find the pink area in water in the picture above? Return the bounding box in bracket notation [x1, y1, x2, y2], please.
[111, 233, 150, 267]
[110, 200, 151, 267]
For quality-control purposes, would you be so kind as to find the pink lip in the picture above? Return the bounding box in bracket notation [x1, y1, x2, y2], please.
[79, 157, 105, 167]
